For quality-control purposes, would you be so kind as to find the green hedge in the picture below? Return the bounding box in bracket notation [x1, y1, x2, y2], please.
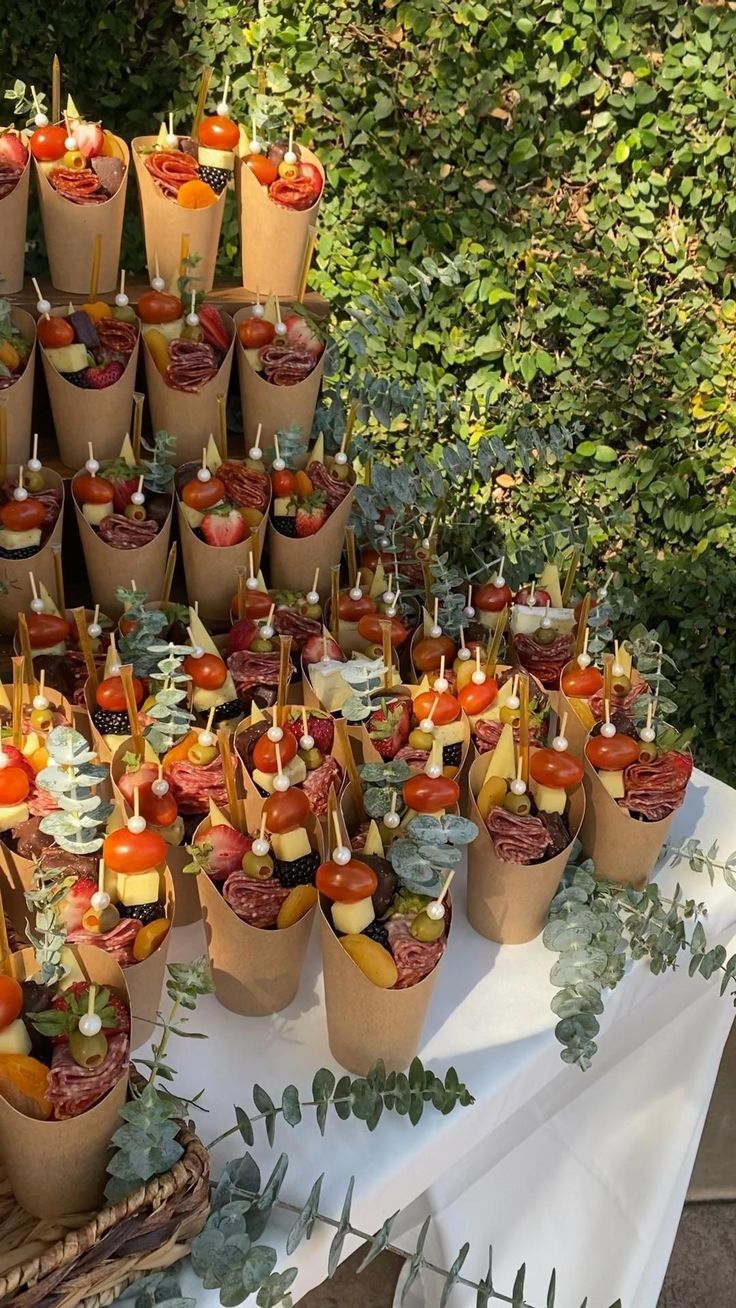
[2, 1, 735, 778]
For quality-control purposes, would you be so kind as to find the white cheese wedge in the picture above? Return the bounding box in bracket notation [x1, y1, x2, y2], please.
[0, 528, 41, 551]
[83, 501, 113, 527]
[332, 896, 375, 935]
[271, 827, 311, 861]
[530, 780, 566, 815]
[141, 318, 184, 343]
[483, 723, 516, 783]
[0, 801, 29, 832]
[253, 755, 307, 794]
[117, 867, 164, 907]
[58, 946, 86, 990]
[38, 582, 60, 615]
[309, 666, 351, 713]
[117, 434, 137, 467]
[511, 604, 575, 636]
[434, 720, 466, 748]
[538, 563, 564, 609]
[0, 1019, 31, 1056]
[179, 502, 205, 530]
[363, 820, 385, 857]
[599, 770, 625, 800]
[308, 434, 325, 466]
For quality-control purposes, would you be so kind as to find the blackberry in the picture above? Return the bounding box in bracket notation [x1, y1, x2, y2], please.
[275, 850, 320, 889]
[66, 370, 91, 388]
[212, 698, 242, 725]
[272, 515, 297, 538]
[363, 920, 389, 949]
[0, 545, 40, 560]
[119, 900, 166, 926]
[442, 742, 463, 768]
[199, 164, 230, 194]
[92, 708, 130, 735]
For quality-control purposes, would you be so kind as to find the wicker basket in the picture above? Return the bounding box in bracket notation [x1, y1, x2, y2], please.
[0, 1074, 210, 1308]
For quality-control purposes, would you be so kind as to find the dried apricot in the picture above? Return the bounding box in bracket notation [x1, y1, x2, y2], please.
[340, 934, 398, 988]
[0, 1053, 52, 1119]
[133, 916, 171, 962]
[177, 179, 218, 209]
[276, 884, 317, 929]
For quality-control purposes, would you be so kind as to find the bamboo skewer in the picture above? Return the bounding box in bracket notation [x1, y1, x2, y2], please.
[120, 665, 144, 756]
[73, 607, 98, 692]
[161, 543, 177, 605]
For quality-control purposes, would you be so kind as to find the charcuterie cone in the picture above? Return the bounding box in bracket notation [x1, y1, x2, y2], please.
[0, 467, 64, 636]
[234, 306, 325, 458]
[579, 748, 675, 889]
[175, 458, 269, 622]
[465, 752, 584, 944]
[0, 945, 129, 1219]
[35, 139, 129, 294]
[73, 483, 173, 620]
[42, 324, 139, 468]
[133, 137, 226, 293]
[268, 483, 355, 601]
[142, 316, 235, 467]
[360, 682, 470, 779]
[235, 147, 324, 297]
[1, 309, 36, 465]
[0, 155, 30, 292]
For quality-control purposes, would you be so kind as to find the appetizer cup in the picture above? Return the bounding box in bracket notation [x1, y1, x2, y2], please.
[175, 459, 270, 622]
[360, 683, 471, 780]
[1, 308, 36, 464]
[35, 138, 130, 294]
[234, 303, 326, 459]
[236, 145, 324, 297]
[142, 314, 236, 468]
[72, 466, 173, 620]
[0, 149, 31, 293]
[0, 945, 129, 1219]
[132, 136, 227, 294]
[268, 477, 355, 602]
[234, 704, 350, 827]
[0, 466, 64, 637]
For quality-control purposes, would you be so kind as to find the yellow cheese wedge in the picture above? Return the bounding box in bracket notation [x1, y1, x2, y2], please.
[332, 896, 375, 935]
[599, 770, 625, 800]
[205, 434, 222, 474]
[198, 145, 234, 171]
[188, 607, 220, 658]
[271, 827, 311, 861]
[250, 702, 266, 725]
[477, 774, 507, 821]
[83, 501, 113, 527]
[179, 502, 205, 530]
[568, 696, 596, 729]
[38, 582, 60, 616]
[118, 434, 137, 467]
[538, 563, 563, 609]
[363, 820, 385, 857]
[483, 722, 516, 783]
[58, 947, 86, 991]
[253, 755, 307, 794]
[208, 798, 230, 826]
[0, 1019, 31, 1056]
[141, 318, 184, 343]
[530, 780, 566, 815]
[308, 434, 325, 466]
[0, 802, 29, 832]
[369, 561, 387, 600]
[192, 677, 237, 712]
[0, 528, 42, 551]
[434, 720, 466, 747]
[618, 643, 633, 679]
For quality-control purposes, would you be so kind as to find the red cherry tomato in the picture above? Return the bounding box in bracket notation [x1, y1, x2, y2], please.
[103, 827, 167, 872]
[529, 748, 584, 790]
[252, 727, 298, 775]
[118, 764, 158, 807]
[139, 789, 179, 827]
[30, 124, 67, 161]
[37, 316, 75, 349]
[413, 690, 461, 725]
[245, 153, 279, 186]
[238, 317, 276, 349]
[199, 115, 240, 151]
[182, 475, 225, 511]
[514, 587, 551, 607]
[356, 613, 409, 648]
[458, 678, 499, 715]
[0, 974, 23, 1029]
[337, 591, 377, 622]
[96, 675, 143, 712]
[413, 635, 457, 672]
[403, 774, 460, 813]
[263, 786, 311, 833]
[73, 473, 115, 505]
[0, 765, 30, 805]
[561, 665, 604, 698]
[137, 291, 183, 324]
[316, 857, 377, 904]
[586, 733, 641, 771]
[27, 612, 71, 649]
[0, 499, 45, 532]
[475, 581, 513, 612]
[271, 468, 296, 496]
[360, 547, 379, 571]
[183, 653, 227, 689]
[230, 589, 273, 620]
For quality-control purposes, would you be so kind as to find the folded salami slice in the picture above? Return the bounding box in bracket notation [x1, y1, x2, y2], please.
[512, 632, 573, 689]
[620, 750, 692, 821]
[222, 872, 290, 928]
[308, 460, 353, 513]
[269, 175, 317, 211]
[474, 717, 547, 754]
[229, 649, 294, 697]
[47, 1031, 129, 1119]
[96, 318, 138, 357]
[217, 460, 270, 511]
[98, 514, 159, 549]
[486, 808, 552, 864]
[302, 755, 342, 816]
[166, 339, 219, 391]
[0, 162, 23, 200]
[273, 608, 321, 649]
[48, 167, 104, 202]
[590, 680, 649, 728]
[144, 149, 199, 199]
[385, 913, 447, 989]
[259, 343, 314, 386]
[67, 917, 142, 967]
[167, 756, 229, 814]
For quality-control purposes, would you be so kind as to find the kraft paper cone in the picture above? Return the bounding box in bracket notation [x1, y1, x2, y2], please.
[319, 900, 442, 1075]
[0, 467, 64, 636]
[0, 154, 30, 293]
[579, 749, 675, 889]
[125, 865, 175, 1051]
[42, 325, 140, 468]
[268, 483, 355, 601]
[35, 139, 129, 294]
[0, 945, 129, 1219]
[234, 705, 349, 825]
[465, 753, 584, 944]
[236, 146, 324, 296]
[142, 315, 235, 467]
[1, 309, 36, 467]
[176, 495, 268, 625]
[233, 306, 324, 457]
[73, 479, 173, 619]
[194, 811, 318, 1016]
[133, 136, 227, 293]
[360, 683, 470, 779]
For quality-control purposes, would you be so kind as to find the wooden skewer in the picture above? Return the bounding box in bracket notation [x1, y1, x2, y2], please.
[0, 892, 12, 978]
[191, 66, 213, 137]
[216, 393, 227, 461]
[218, 727, 242, 828]
[179, 233, 190, 279]
[0, 406, 6, 488]
[73, 607, 98, 692]
[574, 594, 591, 657]
[559, 711, 568, 739]
[603, 653, 613, 705]
[561, 547, 580, 607]
[519, 675, 530, 784]
[11, 657, 24, 749]
[277, 634, 292, 714]
[485, 606, 508, 678]
[132, 392, 144, 462]
[435, 868, 456, 907]
[330, 565, 341, 641]
[17, 614, 37, 696]
[120, 664, 144, 755]
[237, 569, 246, 620]
[51, 54, 61, 126]
[380, 619, 393, 689]
[89, 234, 102, 301]
[345, 527, 358, 589]
[51, 545, 65, 615]
[161, 543, 177, 605]
[296, 224, 318, 303]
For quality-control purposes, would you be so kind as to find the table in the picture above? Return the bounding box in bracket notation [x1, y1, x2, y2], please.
[154, 767, 736, 1308]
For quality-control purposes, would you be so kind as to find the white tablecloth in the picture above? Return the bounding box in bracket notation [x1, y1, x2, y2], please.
[158, 768, 736, 1308]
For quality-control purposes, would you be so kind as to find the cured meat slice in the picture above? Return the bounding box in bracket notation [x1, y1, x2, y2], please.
[97, 514, 159, 549]
[620, 750, 692, 822]
[48, 167, 104, 202]
[269, 175, 317, 211]
[307, 460, 353, 512]
[38, 847, 99, 880]
[393, 745, 430, 768]
[217, 461, 270, 511]
[144, 149, 199, 199]
[222, 872, 290, 928]
[486, 808, 552, 864]
[229, 649, 293, 697]
[589, 679, 649, 726]
[0, 162, 23, 200]
[47, 1031, 129, 1119]
[272, 608, 321, 650]
[538, 810, 571, 855]
[167, 756, 229, 814]
[385, 913, 446, 989]
[258, 342, 314, 386]
[27, 785, 60, 818]
[95, 318, 138, 357]
[512, 633, 573, 689]
[166, 339, 219, 391]
[67, 917, 142, 967]
[302, 755, 342, 816]
[473, 716, 547, 754]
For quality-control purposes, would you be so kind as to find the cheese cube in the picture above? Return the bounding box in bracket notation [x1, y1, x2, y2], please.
[0, 802, 29, 833]
[180, 502, 205, 530]
[332, 896, 375, 935]
[0, 528, 42, 552]
[271, 828, 311, 861]
[116, 867, 163, 907]
[274, 497, 294, 517]
[82, 501, 113, 527]
[434, 720, 466, 748]
[253, 755, 307, 794]
[193, 676, 237, 713]
[530, 780, 566, 815]
[0, 1019, 31, 1056]
[599, 770, 625, 800]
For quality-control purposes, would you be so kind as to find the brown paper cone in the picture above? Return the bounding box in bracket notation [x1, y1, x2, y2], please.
[125, 865, 175, 1050]
[579, 750, 675, 888]
[194, 811, 318, 1015]
[132, 137, 226, 293]
[465, 753, 585, 944]
[176, 505, 268, 626]
[268, 484, 355, 600]
[319, 900, 442, 1075]
[142, 316, 235, 467]
[0, 945, 129, 1219]
[35, 140, 130, 294]
[0, 467, 64, 636]
[72, 482, 173, 620]
[1, 309, 37, 467]
[236, 147, 324, 297]
[0, 155, 30, 293]
[42, 327, 140, 468]
[359, 683, 470, 779]
[234, 705, 349, 828]
[233, 306, 324, 457]
[83, 676, 115, 764]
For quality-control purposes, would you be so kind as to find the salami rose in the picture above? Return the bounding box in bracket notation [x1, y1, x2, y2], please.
[620, 750, 692, 822]
[48, 167, 104, 202]
[218, 461, 270, 511]
[222, 872, 290, 928]
[512, 633, 573, 689]
[145, 149, 199, 199]
[301, 755, 342, 817]
[166, 339, 219, 391]
[46, 1031, 129, 1119]
[486, 809, 552, 864]
[98, 514, 159, 549]
[385, 914, 446, 989]
[307, 460, 353, 512]
[67, 917, 142, 968]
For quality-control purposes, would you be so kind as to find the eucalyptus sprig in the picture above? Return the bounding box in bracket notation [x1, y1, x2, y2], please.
[117, 590, 171, 677]
[389, 814, 478, 898]
[144, 643, 195, 755]
[37, 727, 112, 854]
[22, 864, 72, 987]
[358, 759, 411, 819]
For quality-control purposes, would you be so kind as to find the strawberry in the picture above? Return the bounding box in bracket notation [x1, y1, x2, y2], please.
[284, 311, 325, 359]
[201, 508, 247, 547]
[368, 699, 411, 760]
[226, 617, 258, 658]
[302, 635, 345, 667]
[0, 132, 28, 169]
[199, 304, 231, 354]
[102, 456, 141, 513]
[291, 711, 334, 754]
[118, 763, 158, 808]
[58, 876, 97, 931]
[295, 492, 328, 538]
[84, 361, 125, 390]
[46, 981, 130, 1043]
[194, 823, 251, 880]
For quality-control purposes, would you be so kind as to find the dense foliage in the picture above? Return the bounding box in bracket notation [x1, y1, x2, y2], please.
[2, 1, 735, 776]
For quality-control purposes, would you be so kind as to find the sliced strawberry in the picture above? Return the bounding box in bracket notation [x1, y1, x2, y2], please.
[58, 876, 97, 931]
[295, 492, 328, 538]
[194, 823, 251, 880]
[51, 980, 130, 1043]
[0, 132, 28, 169]
[302, 635, 345, 667]
[103, 457, 141, 513]
[199, 304, 231, 355]
[118, 763, 158, 808]
[201, 508, 247, 547]
[291, 711, 334, 754]
[74, 122, 105, 159]
[368, 699, 411, 760]
[284, 311, 325, 359]
[85, 361, 125, 390]
[226, 617, 258, 658]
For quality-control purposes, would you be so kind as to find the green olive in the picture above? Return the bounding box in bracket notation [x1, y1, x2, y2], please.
[187, 743, 218, 766]
[25, 470, 45, 493]
[503, 791, 531, 816]
[250, 637, 275, 654]
[69, 1029, 108, 1069]
[182, 323, 204, 342]
[499, 706, 521, 725]
[410, 909, 445, 942]
[409, 728, 434, 750]
[302, 747, 324, 772]
[242, 851, 274, 879]
[534, 625, 558, 646]
[111, 304, 138, 324]
[612, 674, 631, 695]
[30, 707, 54, 732]
[639, 742, 658, 763]
[124, 503, 147, 521]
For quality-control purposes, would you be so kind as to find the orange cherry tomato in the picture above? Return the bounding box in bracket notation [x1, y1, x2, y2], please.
[413, 690, 461, 725]
[73, 473, 115, 505]
[238, 317, 276, 349]
[586, 733, 641, 771]
[0, 766, 30, 805]
[338, 591, 376, 622]
[0, 974, 23, 1028]
[561, 665, 604, 698]
[403, 774, 460, 813]
[475, 581, 513, 612]
[316, 857, 378, 904]
[0, 499, 45, 532]
[27, 612, 71, 648]
[245, 153, 279, 185]
[37, 316, 75, 349]
[183, 653, 227, 689]
[139, 789, 178, 827]
[96, 675, 143, 712]
[413, 635, 457, 672]
[529, 748, 584, 790]
[199, 115, 240, 151]
[182, 475, 225, 511]
[252, 727, 298, 774]
[30, 124, 67, 161]
[137, 291, 183, 324]
[103, 826, 167, 872]
[263, 787, 311, 833]
[458, 678, 499, 715]
[357, 613, 409, 647]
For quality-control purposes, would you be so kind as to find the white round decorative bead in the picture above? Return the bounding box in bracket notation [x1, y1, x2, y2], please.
[300, 734, 315, 751]
[386, 607, 398, 619]
[189, 645, 204, 660]
[91, 890, 110, 912]
[27, 456, 42, 472]
[78, 1012, 102, 1037]
[186, 311, 200, 327]
[272, 457, 286, 471]
[30, 597, 45, 614]
[64, 135, 76, 151]
[611, 663, 624, 677]
[426, 763, 442, 778]
[552, 735, 569, 752]
[379, 536, 390, 549]
[87, 621, 102, 639]
[382, 590, 395, 606]
[34, 112, 48, 128]
[306, 590, 320, 606]
[151, 276, 166, 292]
[273, 774, 291, 792]
[506, 695, 520, 710]
[127, 815, 147, 834]
[335, 451, 348, 465]
[494, 574, 505, 588]
[419, 718, 435, 734]
[320, 654, 331, 666]
[115, 292, 129, 308]
[32, 694, 49, 710]
[274, 321, 288, 337]
[284, 148, 298, 165]
[245, 576, 259, 590]
[349, 586, 363, 602]
[259, 624, 275, 639]
[151, 779, 169, 796]
[434, 676, 449, 692]
[216, 101, 230, 117]
[577, 652, 592, 668]
[510, 778, 527, 795]
[384, 811, 400, 829]
[86, 457, 100, 474]
[267, 725, 283, 743]
[600, 722, 617, 739]
[249, 139, 261, 155]
[131, 490, 145, 506]
[430, 625, 442, 639]
[36, 297, 52, 315]
[252, 837, 270, 857]
[252, 301, 265, 317]
[541, 616, 553, 629]
[13, 486, 28, 501]
[426, 900, 446, 921]
[196, 467, 211, 482]
[463, 605, 476, 618]
[471, 670, 486, 685]
[333, 845, 351, 866]
[457, 647, 471, 661]
[198, 730, 216, 748]
[109, 662, 121, 675]
[248, 446, 263, 461]
[639, 726, 656, 744]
